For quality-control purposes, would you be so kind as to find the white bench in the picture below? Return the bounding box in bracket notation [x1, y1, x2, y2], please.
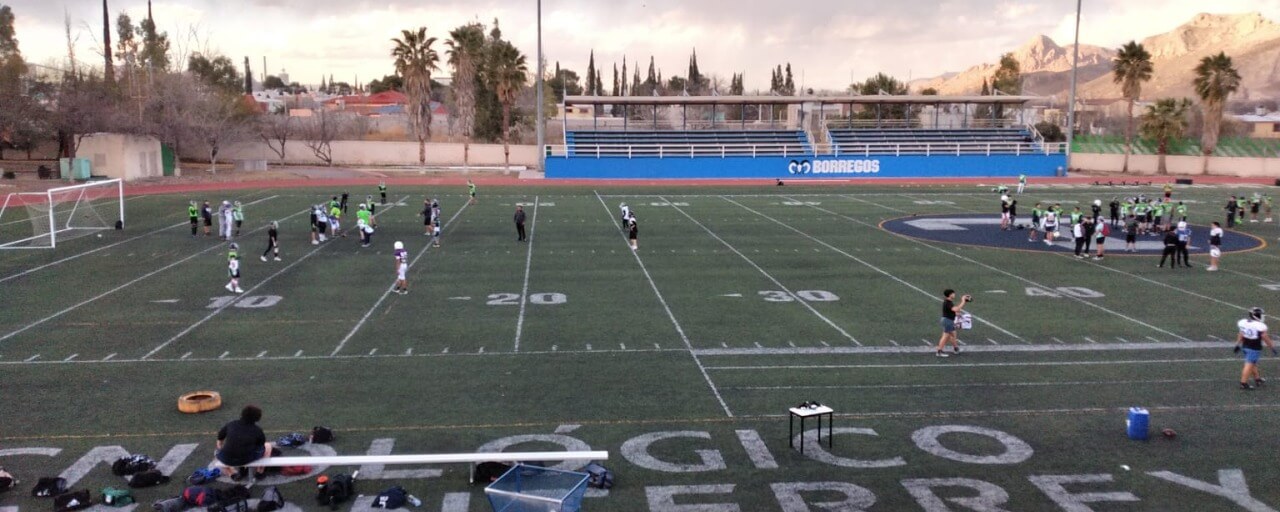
[243, 451, 609, 484]
[244, 451, 609, 467]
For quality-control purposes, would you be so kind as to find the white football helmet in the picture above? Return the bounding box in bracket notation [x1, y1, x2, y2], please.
[394, 241, 404, 250]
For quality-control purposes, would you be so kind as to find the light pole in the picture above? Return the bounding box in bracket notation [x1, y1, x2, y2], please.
[1065, 0, 1082, 163]
[535, 0, 545, 172]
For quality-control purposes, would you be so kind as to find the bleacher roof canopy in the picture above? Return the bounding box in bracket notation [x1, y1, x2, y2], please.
[563, 95, 1040, 106]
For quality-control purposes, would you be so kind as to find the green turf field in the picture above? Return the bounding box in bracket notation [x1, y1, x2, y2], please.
[2, 182, 1280, 511]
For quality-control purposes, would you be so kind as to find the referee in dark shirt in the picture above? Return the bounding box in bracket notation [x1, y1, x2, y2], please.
[514, 205, 527, 242]
[935, 289, 970, 357]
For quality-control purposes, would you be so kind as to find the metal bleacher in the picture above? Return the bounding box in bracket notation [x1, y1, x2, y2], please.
[563, 130, 814, 158]
[827, 127, 1045, 156]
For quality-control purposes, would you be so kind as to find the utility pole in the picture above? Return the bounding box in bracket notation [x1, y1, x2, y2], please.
[1065, 0, 1082, 163]
[535, 0, 545, 171]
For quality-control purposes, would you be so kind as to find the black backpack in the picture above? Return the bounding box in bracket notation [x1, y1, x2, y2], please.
[32, 476, 67, 497]
[471, 462, 511, 485]
[257, 486, 286, 512]
[310, 426, 334, 444]
[54, 489, 93, 511]
[210, 497, 250, 512]
[315, 474, 354, 510]
[0, 466, 16, 493]
[152, 497, 185, 512]
[128, 469, 171, 488]
[182, 486, 222, 507]
[111, 455, 157, 476]
[371, 485, 407, 509]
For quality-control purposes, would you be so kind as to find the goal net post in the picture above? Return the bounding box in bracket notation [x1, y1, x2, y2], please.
[0, 179, 124, 249]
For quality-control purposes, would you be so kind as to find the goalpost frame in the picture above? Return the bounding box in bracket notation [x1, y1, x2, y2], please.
[0, 179, 125, 249]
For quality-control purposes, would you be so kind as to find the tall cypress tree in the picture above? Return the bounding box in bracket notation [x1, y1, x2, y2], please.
[620, 58, 627, 96]
[784, 63, 794, 95]
[244, 56, 253, 94]
[612, 63, 619, 96]
[585, 50, 596, 95]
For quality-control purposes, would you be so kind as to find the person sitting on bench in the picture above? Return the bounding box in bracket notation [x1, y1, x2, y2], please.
[216, 405, 274, 480]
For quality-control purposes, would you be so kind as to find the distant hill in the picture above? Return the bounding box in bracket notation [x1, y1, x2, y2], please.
[911, 12, 1280, 101]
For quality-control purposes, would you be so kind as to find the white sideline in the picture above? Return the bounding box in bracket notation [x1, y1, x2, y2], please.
[513, 196, 539, 352]
[244, 451, 609, 467]
[660, 196, 861, 345]
[594, 191, 733, 418]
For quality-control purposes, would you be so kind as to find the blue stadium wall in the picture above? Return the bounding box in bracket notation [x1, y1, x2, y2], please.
[545, 154, 1067, 179]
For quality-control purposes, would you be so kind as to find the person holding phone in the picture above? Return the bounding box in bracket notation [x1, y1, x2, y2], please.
[936, 289, 971, 358]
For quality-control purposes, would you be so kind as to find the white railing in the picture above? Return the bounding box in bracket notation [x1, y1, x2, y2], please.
[545, 143, 817, 158]
[545, 141, 1066, 158]
[823, 119, 1023, 130]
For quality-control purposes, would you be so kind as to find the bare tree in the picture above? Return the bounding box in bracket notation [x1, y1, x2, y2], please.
[258, 114, 294, 164]
[142, 71, 198, 174]
[299, 110, 350, 166]
[52, 73, 120, 159]
[186, 90, 251, 173]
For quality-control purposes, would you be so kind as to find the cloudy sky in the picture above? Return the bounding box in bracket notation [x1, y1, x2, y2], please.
[11, 0, 1280, 91]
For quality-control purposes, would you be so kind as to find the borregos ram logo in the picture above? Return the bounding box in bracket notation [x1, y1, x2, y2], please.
[788, 159, 880, 175]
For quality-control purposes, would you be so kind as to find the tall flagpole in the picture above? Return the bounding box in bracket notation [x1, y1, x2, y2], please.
[535, 0, 545, 171]
[1065, 0, 1082, 162]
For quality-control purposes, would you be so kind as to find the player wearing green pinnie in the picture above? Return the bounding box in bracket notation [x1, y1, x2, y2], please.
[188, 201, 200, 237]
[232, 201, 244, 236]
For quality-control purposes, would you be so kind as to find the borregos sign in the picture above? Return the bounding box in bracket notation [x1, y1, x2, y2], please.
[788, 159, 881, 175]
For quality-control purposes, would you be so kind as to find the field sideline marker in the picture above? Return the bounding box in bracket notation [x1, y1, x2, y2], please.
[329, 198, 469, 356]
[726, 196, 1026, 343]
[594, 191, 733, 417]
[706, 354, 1235, 370]
[661, 196, 861, 345]
[142, 197, 410, 360]
[693, 340, 1221, 356]
[0, 204, 309, 345]
[830, 195, 1193, 341]
[723, 377, 1220, 391]
[513, 196, 539, 352]
[0, 194, 279, 285]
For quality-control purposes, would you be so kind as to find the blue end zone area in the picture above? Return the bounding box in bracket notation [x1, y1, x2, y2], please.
[545, 154, 1066, 179]
[880, 213, 1266, 255]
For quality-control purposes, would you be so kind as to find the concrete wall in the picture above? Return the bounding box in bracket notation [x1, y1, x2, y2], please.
[187, 140, 539, 168]
[77, 133, 164, 180]
[1071, 152, 1280, 178]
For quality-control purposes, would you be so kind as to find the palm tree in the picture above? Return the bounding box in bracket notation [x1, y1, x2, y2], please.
[1111, 41, 1153, 173]
[1193, 51, 1241, 171]
[391, 27, 440, 165]
[1139, 98, 1190, 175]
[487, 40, 527, 168]
[447, 23, 485, 167]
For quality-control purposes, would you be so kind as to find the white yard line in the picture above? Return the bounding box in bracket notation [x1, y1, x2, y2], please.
[594, 191, 733, 417]
[143, 197, 409, 360]
[726, 196, 1026, 343]
[513, 196, 539, 353]
[0, 205, 308, 345]
[0, 194, 280, 284]
[723, 378, 1221, 391]
[705, 355, 1237, 370]
[661, 196, 861, 345]
[692, 341, 1220, 356]
[329, 199, 468, 356]
[814, 197, 1193, 341]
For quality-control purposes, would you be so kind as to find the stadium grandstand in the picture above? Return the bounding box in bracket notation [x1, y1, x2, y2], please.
[545, 95, 1067, 179]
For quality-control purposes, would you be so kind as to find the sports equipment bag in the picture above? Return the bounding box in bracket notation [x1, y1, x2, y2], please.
[182, 486, 222, 507]
[371, 485, 407, 509]
[210, 497, 251, 512]
[257, 486, 286, 512]
[315, 473, 354, 510]
[583, 463, 614, 489]
[54, 489, 93, 511]
[111, 455, 157, 476]
[280, 465, 313, 476]
[310, 426, 334, 444]
[187, 467, 222, 485]
[0, 467, 16, 492]
[152, 497, 185, 512]
[276, 433, 307, 448]
[128, 469, 170, 488]
[101, 487, 135, 506]
[32, 476, 67, 497]
[471, 462, 511, 484]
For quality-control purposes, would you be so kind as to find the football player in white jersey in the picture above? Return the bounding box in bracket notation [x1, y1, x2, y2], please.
[392, 241, 409, 295]
[226, 243, 244, 293]
[1235, 307, 1275, 390]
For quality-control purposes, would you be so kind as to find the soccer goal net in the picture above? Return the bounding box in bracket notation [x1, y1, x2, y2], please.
[0, 179, 124, 249]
